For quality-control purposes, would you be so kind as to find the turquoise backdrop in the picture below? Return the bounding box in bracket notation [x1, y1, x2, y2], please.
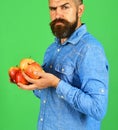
[0, 0, 117, 130]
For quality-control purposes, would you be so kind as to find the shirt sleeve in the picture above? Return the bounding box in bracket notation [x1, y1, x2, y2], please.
[33, 89, 41, 98]
[56, 45, 109, 121]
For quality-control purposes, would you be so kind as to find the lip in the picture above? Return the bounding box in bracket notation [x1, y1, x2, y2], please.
[55, 22, 64, 26]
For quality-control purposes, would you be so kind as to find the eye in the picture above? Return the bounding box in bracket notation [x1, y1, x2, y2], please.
[49, 7, 56, 11]
[61, 5, 70, 10]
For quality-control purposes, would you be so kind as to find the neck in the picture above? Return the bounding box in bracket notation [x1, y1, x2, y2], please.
[60, 38, 67, 44]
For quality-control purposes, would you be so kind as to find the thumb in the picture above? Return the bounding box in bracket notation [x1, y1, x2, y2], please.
[33, 70, 45, 78]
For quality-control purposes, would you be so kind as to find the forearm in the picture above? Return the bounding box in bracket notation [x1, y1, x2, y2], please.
[56, 80, 108, 121]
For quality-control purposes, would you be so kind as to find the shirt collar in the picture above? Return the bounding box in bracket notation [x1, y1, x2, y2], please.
[55, 24, 87, 45]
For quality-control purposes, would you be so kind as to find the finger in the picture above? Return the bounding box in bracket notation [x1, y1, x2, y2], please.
[17, 83, 37, 90]
[22, 72, 37, 84]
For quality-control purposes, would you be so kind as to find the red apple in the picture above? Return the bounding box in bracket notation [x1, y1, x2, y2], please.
[8, 58, 43, 86]
[24, 62, 43, 79]
[20, 58, 35, 70]
[15, 69, 29, 85]
[8, 66, 20, 83]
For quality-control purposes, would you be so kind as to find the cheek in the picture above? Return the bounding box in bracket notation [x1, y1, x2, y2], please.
[66, 14, 77, 23]
[50, 13, 55, 21]
[65, 9, 77, 22]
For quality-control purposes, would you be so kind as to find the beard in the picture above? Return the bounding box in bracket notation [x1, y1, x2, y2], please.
[50, 14, 78, 39]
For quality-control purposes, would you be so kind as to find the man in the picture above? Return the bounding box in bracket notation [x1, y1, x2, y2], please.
[18, 0, 109, 130]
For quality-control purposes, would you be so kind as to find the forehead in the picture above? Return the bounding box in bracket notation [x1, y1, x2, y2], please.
[49, 0, 74, 6]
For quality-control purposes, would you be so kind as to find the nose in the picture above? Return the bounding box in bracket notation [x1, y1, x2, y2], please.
[55, 8, 63, 19]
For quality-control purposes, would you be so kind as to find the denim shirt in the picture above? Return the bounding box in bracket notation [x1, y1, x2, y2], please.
[33, 24, 109, 130]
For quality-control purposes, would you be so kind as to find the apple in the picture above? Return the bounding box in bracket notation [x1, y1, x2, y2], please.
[24, 62, 43, 79]
[8, 67, 29, 85]
[15, 69, 29, 85]
[20, 58, 35, 70]
[8, 66, 20, 83]
[8, 57, 43, 86]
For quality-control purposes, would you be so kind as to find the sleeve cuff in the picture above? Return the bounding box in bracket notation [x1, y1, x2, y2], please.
[56, 80, 72, 100]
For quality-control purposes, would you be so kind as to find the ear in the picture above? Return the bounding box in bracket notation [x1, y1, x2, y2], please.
[78, 4, 84, 17]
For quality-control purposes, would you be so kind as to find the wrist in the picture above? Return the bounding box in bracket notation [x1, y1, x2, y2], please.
[52, 78, 60, 88]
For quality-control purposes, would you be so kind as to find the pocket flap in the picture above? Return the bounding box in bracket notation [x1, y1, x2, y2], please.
[55, 64, 74, 75]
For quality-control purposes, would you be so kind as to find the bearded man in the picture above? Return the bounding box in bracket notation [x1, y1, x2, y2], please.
[18, 0, 109, 130]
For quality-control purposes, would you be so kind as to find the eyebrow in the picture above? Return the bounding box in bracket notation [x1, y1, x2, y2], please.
[49, 3, 69, 9]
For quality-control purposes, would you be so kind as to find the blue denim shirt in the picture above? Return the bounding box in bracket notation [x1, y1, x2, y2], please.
[34, 24, 109, 130]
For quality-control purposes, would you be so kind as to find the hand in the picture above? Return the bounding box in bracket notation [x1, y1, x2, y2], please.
[17, 72, 60, 90]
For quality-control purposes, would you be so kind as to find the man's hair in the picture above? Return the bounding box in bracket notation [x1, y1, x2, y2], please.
[75, 0, 83, 4]
[80, 0, 83, 4]
[48, 0, 83, 4]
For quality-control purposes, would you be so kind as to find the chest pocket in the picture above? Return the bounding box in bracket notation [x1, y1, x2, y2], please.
[55, 63, 74, 75]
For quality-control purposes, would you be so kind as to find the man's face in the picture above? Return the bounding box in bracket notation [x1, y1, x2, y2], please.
[49, 0, 79, 39]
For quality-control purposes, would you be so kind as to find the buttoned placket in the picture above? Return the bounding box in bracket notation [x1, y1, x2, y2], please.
[41, 44, 63, 124]
[40, 101, 46, 123]
[39, 90, 48, 128]
[49, 44, 62, 70]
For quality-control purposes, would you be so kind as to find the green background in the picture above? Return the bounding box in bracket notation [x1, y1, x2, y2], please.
[0, 0, 117, 130]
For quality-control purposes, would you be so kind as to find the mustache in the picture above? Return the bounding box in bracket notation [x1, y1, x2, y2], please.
[50, 18, 68, 26]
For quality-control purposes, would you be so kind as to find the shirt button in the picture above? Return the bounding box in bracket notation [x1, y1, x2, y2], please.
[50, 65, 52, 68]
[62, 68, 64, 72]
[40, 118, 43, 122]
[57, 48, 60, 52]
[43, 100, 46, 104]
[61, 95, 64, 99]
[100, 88, 105, 93]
